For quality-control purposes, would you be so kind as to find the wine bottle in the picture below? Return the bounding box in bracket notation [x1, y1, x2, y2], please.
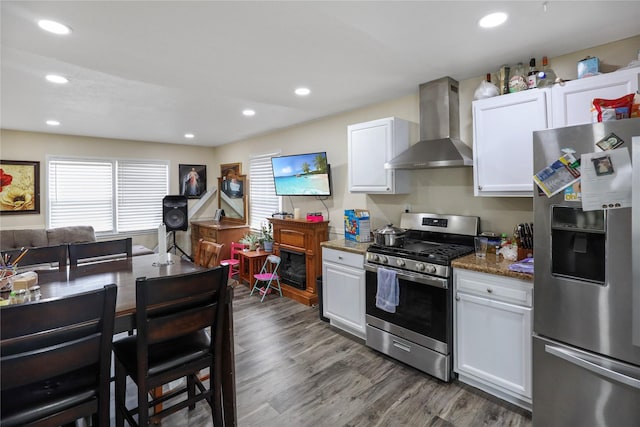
[527, 58, 539, 89]
[502, 66, 510, 95]
[536, 56, 557, 88]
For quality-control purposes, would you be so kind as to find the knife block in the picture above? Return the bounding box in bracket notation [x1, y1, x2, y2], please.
[518, 247, 533, 260]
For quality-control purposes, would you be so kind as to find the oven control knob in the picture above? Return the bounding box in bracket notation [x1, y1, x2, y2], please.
[425, 264, 436, 274]
[396, 259, 405, 267]
[416, 263, 425, 271]
[380, 256, 389, 264]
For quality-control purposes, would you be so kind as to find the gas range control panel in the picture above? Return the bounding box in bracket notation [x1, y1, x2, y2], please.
[365, 252, 450, 278]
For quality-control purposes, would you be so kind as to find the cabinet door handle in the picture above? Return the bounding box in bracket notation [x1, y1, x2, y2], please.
[338, 256, 343, 260]
[455, 295, 460, 301]
[486, 288, 493, 293]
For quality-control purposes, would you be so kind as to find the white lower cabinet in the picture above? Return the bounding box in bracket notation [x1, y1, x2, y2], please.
[322, 247, 366, 339]
[453, 268, 533, 410]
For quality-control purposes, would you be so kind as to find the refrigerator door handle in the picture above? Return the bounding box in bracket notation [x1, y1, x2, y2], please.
[545, 344, 640, 390]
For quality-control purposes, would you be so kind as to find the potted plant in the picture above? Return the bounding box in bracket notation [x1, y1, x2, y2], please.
[260, 222, 274, 252]
[239, 232, 261, 251]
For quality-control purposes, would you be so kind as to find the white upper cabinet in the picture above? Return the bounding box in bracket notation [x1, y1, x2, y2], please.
[552, 67, 639, 127]
[472, 89, 552, 197]
[348, 117, 410, 194]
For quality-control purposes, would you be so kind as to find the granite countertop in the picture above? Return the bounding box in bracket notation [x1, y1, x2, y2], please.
[452, 253, 533, 282]
[321, 238, 372, 255]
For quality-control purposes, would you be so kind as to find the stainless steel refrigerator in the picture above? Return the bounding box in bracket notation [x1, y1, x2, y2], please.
[532, 118, 640, 426]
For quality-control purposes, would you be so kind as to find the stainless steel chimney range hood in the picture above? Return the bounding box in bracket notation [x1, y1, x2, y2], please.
[385, 77, 473, 169]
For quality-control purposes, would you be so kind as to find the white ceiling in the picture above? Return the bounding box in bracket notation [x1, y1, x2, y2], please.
[2, 1, 639, 147]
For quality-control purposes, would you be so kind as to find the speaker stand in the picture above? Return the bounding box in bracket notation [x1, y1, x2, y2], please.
[167, 231, 193, 262]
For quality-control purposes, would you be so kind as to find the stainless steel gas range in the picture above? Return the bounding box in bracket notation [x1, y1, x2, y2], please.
[364, 212, 479, 382]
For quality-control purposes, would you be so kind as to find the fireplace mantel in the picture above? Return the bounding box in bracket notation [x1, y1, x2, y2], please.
[269, 218, 329, 306]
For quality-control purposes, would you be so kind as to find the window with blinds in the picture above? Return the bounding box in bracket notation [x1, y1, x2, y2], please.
[249, 151, 281, 231]
[48, 157, 168, 233]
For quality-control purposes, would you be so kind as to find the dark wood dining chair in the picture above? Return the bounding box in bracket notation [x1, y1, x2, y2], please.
[1, 244, 68, 270]
[113, 265, 230, 426]
[194, 238, 225, 268]
[69, 237, 133, 266]
[0, 283, 117, 427]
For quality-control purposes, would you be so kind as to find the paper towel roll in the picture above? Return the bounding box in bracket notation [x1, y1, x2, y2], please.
[294, 208, 301, 219]
[158, 223, 168, 263]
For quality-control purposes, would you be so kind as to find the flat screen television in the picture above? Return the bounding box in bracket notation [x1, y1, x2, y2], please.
[271, 152, 332, 196]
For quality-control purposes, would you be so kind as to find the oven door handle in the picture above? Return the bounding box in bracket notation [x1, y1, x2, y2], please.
[364, 264, 448, 289]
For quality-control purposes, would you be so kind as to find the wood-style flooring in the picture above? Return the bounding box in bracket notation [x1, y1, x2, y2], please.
[112, 283, 532, 427]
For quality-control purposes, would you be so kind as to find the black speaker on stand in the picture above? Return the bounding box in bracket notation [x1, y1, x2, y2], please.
[162, 195, 191, 260]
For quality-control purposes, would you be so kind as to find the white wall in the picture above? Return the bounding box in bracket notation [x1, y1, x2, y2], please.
[0, 130, 216, 251]
[216, 34, 640, 238]
[2, 35, 638, 244]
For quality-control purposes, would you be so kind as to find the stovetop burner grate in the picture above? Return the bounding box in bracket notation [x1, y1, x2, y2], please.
[367, 238, 473, 265]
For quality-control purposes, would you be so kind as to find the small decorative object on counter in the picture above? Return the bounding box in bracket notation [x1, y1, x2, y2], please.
[498, 243, 518, 261]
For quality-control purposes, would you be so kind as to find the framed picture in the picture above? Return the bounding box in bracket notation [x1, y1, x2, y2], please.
[220, 162, 241, 180]
[179, 164, 207, 199]
[0, 160, 40, 215]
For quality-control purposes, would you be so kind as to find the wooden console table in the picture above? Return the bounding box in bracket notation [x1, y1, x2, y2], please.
[269, 218, 329, 306]
[190, 220, 249, 263]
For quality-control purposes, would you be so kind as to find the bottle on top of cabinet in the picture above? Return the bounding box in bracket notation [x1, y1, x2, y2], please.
[536, 56, 557, 88]
[509, 62, 528, 93]
[527, 58, 539, 89]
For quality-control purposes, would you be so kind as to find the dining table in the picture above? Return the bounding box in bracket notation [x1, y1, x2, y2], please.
[1, 253, 237, 426]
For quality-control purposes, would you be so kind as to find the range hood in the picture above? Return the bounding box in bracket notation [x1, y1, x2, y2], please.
[385, 77, 473, 169]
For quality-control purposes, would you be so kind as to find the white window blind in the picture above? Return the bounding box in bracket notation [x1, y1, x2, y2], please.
[117, 161, 169, 232]
[249, 151, 281, 231]
[48, 157, 168, 233]
[49, 160, 114, 232]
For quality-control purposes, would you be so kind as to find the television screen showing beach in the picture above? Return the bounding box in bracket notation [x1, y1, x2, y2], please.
[271, 152, 331, 196]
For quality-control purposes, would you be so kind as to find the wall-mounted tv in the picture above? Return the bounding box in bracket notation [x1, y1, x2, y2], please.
[271, 152, 332, 196]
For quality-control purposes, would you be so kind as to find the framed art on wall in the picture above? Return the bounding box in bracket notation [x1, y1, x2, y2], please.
[179, 164, 207, 199]
[220, 162, 241, 180]
[0, 160, 40, 214]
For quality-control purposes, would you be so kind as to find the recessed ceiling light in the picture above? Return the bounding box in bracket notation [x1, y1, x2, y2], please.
[46, 120, 60, 126]
[478, 12, 508, 28]
[46, 74, 69, 84]
[242, 109, 256, 117]
[295, 87, 311, 96]
[184, 133, 195, 139]
[38, 19, 72, 35]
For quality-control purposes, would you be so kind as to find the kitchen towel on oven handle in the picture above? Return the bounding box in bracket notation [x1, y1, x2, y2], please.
[376, 268, 399, 313]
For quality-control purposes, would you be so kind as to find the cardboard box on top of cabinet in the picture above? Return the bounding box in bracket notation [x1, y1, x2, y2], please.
[578, 56, 599, 79]
[344, 209, 371, 242]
